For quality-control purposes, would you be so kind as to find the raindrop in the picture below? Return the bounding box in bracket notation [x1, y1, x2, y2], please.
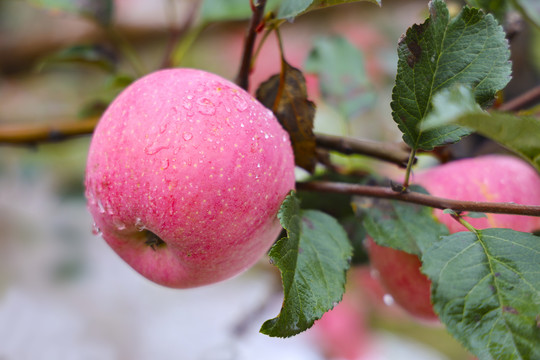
[97, 199, 105, 214]
[183, 132, 193, 141]
[135, 217, 145, 231]
[159, 122, 168, 134]
[383, 294, 395, 306]
[182, 100, 192, 110]
[232, 94, 248, 112]
[144, 143, 169, 155]
[198, 98, 216, 115]
[113, 218, 126, 231]
[91, 223, 101, 236]
[161, 159, 169, 170]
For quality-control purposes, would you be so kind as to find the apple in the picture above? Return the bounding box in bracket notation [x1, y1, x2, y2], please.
[366, 155, 540, 321]
[85, 68, 296, 288]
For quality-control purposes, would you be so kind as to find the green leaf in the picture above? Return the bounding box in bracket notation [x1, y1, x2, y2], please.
[391, 0, 511, 151]
[458, 113, 540, 173]
[27, 0, 113, 26]
[277, 0, 381, 20]
[199, 0, 282, 22]
[361, 188, 449, 256]
[422, 229, 540, 360]
[422, 85, 540, 172]
[261, 193, 353, 337]
[305, 36, 376, 120]
[39, 45, 118, 73]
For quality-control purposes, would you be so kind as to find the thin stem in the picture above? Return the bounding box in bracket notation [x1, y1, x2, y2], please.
[235, 0, 268, 90]
[450, 212, 480, 235]
[296, 181, 540, 217]
[315, 133, 411, 168]
[106, 28, 147, 77]
[160, 0, 198, 69]
[171, 23, 207, 67]
[401, 148, 417, 191]
[498, 84, 540, 112]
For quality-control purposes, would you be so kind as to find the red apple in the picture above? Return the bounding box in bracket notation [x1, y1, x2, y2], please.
[85, 68, 296, 288]
[367, 155, 540, 321]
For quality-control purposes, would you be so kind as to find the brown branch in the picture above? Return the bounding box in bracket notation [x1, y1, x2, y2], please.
[498, 85, 540, 112]
[235, 0, 267, 91]
[0, 117, 98, 144]
[297, 181, 540, 217]
[315, 133, 411, 168]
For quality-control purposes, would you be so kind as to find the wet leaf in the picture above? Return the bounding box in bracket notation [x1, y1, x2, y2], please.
[256, 61, 317, 173]
[423, 229, 540, 359]
[261, 192, 352, 337]
[391, 0, 511, 151]
[277, 0, 381, 20]
[422, 85, 540, 173]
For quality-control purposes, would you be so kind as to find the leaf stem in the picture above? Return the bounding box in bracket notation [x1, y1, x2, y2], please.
[296, 181, 540, 217]
[106, 28, 147, 77]
[160, 1, 199, 69]
[401, 148, 417, 191]
[449, 211, 480, 235]
[235, 0, 268, 90]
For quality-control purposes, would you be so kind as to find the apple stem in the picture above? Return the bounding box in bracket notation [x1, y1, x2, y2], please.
[296, 181, 540, 217]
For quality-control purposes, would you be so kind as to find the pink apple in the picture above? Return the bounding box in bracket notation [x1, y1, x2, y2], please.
[85, 68, 296, 288]
[367, 155, 540, 321]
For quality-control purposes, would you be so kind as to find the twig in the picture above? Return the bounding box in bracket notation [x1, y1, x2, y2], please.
[0, 117, 98, 144]
[297, 181, 540, 217]
[235, 0, 267, 91]
[160, 1, 199, 69]
[315, 133, 411, 168]
[498, 85, 540, 112]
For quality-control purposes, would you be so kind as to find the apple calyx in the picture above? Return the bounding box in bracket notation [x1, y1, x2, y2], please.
[144, 231, 166, 251]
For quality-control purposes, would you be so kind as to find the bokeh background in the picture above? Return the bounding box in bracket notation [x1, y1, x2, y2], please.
[1, 0, 539, 359]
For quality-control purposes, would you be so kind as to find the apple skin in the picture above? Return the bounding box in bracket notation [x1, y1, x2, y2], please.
[85, 68, 296, 288]
[367, 155, 540, 321]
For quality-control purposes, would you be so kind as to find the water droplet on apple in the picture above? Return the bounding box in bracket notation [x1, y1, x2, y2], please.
[144, 143, 169, 155]
[182, 100, 192, 110]
[232, 94, 248, 112]
[91, 223, 101, 235]
[135, 217, 145, 231]
[159, 122, 168, 134]
[383, 294, 395, 306]
[183, 132, 193, 141]
[97, 199, 105, 214]
[161, 159, 169, 169]
[198, 97, 216, 115]
[113, 218, 126, 231]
